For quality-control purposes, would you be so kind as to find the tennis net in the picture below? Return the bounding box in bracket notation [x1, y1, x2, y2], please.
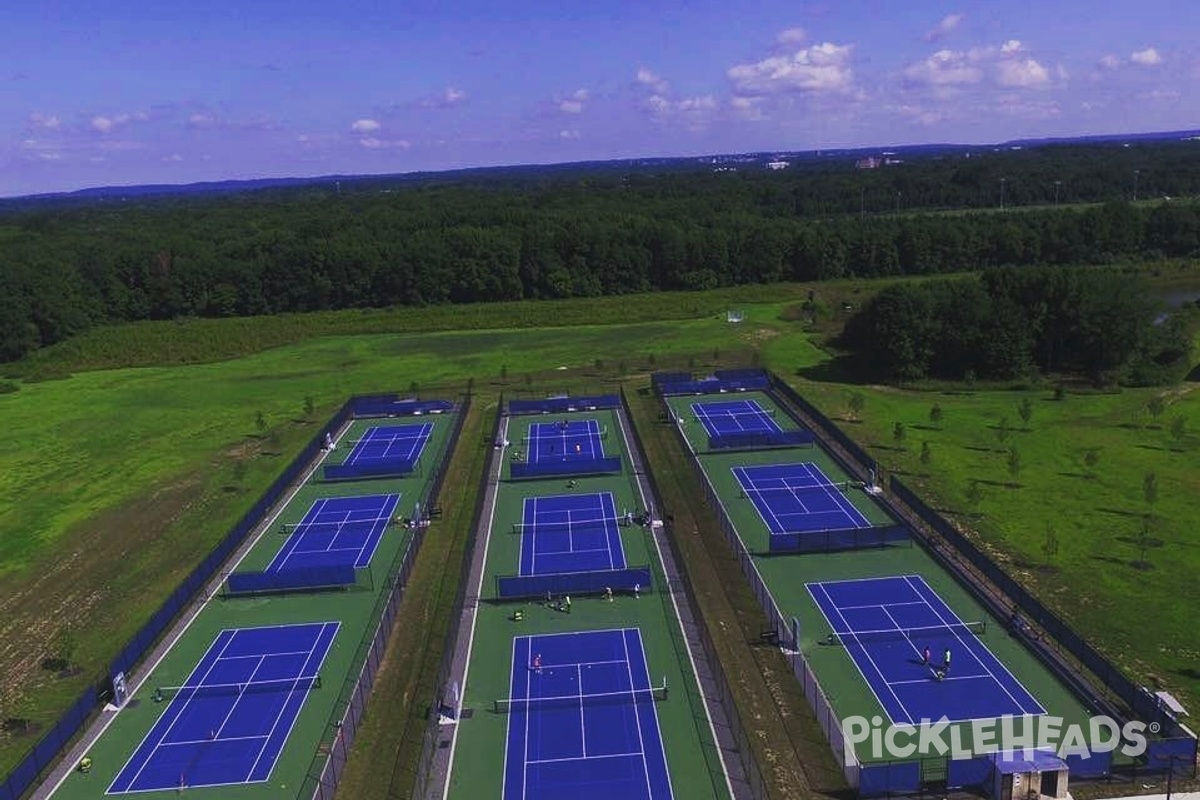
[825, 621, 986, 646]
[739, 481, 850, 499]
[154, 674, 321, 701]
[493, 683, 667, 713]
[281, 517, 392, 535]
[511, 518, 623, 536]
[693, 408, 776, 423]
[522, 428, 608, 443]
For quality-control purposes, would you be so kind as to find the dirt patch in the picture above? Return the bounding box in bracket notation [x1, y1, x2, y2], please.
[0, 473, 207, 720]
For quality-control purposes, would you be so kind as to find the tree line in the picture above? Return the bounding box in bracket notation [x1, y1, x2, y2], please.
[840, 266, 1194, 385]
[3, 139, 1200, 363]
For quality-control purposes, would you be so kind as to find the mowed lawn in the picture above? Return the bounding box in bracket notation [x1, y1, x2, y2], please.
[785, 377, 1200, 712]
[0, 314, 825, 774]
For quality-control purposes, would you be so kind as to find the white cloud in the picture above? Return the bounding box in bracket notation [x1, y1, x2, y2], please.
[635, 67, 670, 94]
[163, 153, 183, 162]
[29, 112, 60, 130]
[419, 87, 468, 108]
[996, 57, 1050, 87]
[904, 49, 984, 86]
[1131, 47, 1162, 66]
[559, 129, 581, 140]
[187, 112, 217, 128]
[924, 13, 964, 43]
[1098, 54, 1120, 70]
[559, 100, 583, 114]
[88, 111, 147, 133]
[777, 27, 806, 46]
[728, 42, 856, 96]
[359, 137, 411, 150]
[905, 40, 1058, 89]
[897, 104, 945, 125]
[730, 95, 767, 121]
[351, 118, 381, 133]
[1140, 88, 1180, 100]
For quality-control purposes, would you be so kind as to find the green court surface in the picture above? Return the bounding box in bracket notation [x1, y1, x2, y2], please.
[51, 413, 457, 799]
[443, 408, 732, 800]
[666, 393, 1095, 762]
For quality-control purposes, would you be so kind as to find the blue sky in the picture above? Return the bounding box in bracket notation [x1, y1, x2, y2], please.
[3, 0, 1198, 196]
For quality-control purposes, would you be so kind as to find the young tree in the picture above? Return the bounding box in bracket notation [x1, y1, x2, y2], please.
[1169, 415, 1187, 449]
[1134, 519, 1154, 570]
[255, 410, 267, 435]
[1007, 445, 1022, 480]
[1041, 523, 1059, 567]
[500, 364, 508, 383]
[1083, 448, 1100, 477]
[303, 395, 315, 419]
[594, 357, 605, 372]
[893, 421, 906, 449]
[848, 392, 865, 421]
[1053, 385, 1066, 402]
[995, 416, 1011, 444]
[231, 459, 248, 488]
[1018, 397, 1034, 429]
[466, 376, 475, 396]
[1142, 470, 1158, 516]
[929, 404, 943, 428]
[920, 441, 932, 467]
[1146, 396, 1165, 425]
[965, 479, 984, 516]
[409, 380, 420, 395]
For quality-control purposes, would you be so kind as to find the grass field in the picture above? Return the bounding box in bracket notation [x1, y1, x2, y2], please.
[1, 271, 1197, 792]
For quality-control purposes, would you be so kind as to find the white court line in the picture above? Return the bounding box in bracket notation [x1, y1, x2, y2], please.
[118, 631, 239, 791]
[732, 465, 787, 534]
[902, 576, 1045, 715]
[527, 751, 646, 765]
[810, 583, 916, 726]
[620, 632, 655, 799]
[245, 621, 338, 781]
[441, 412, 510, 800]
[577, 664, 587, 758]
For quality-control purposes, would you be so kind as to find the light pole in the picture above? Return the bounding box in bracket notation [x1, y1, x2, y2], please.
[1054, 180, 1061, 207]
[1000, 177, 1007, 210]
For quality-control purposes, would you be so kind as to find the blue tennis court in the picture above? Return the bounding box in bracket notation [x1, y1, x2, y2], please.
[502, 629, 673, 800]
[267, 494, 399, 572]
[108, 622, 339, 793]
[342, 423, 432, 468]
[525, 419, 605, 464]
[691, 399, 781, 438]
[807, 575, 1046, 725]
[518, 492, 624, 576]
[733, 463, 870, 534]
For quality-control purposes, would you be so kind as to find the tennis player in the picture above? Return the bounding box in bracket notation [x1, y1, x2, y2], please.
[922, 646, 931, 665]
[532, 654, 542, 673]
[943, 648, 952, 672]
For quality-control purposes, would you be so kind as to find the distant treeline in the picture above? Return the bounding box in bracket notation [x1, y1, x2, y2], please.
[842, 266, 1194, 385]
[3, 140, 1200, 363]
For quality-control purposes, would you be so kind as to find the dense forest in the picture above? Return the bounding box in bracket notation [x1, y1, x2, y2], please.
[841, 267, 1194, 385]
[3, 140, 1200, 363]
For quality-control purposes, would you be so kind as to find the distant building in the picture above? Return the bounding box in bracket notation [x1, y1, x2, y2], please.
[767, 160, 790, 170]
[855, 157, 881, 170]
